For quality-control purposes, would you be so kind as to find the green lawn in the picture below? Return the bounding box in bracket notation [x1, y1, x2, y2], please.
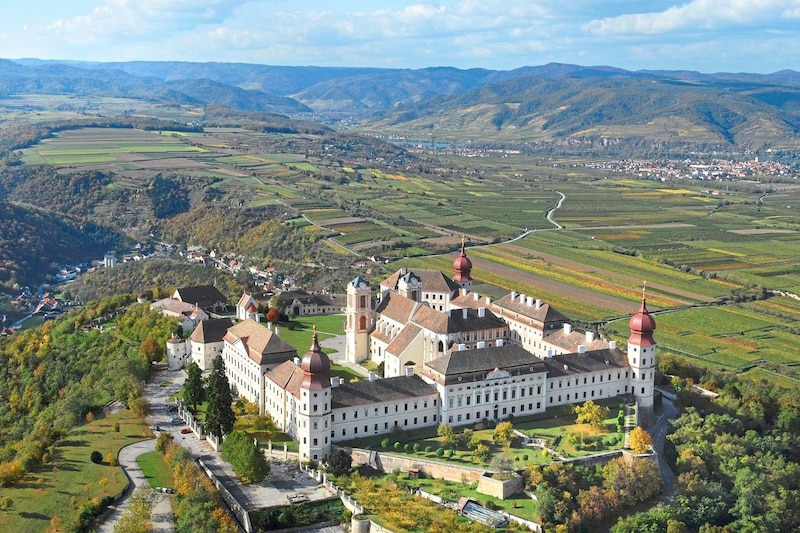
[274, 314, 345, 355]
[0, 410, 153, 533]
[342, 400, 625, 471]
[136, 451, 173, 489]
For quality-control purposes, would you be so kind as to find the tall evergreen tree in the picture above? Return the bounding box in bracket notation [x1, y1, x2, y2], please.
[182, 362, 204, 411]
[204, 356, 236, 440]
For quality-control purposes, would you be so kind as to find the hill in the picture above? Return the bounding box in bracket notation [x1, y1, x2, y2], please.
[0, 201, 128, 292]
[0, 59, 309, 114]
[362, 74, 800, 149]
[7, 59, 800, 149]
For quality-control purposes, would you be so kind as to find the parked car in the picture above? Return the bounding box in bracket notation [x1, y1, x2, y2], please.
[149, 425, 160, 431]
[165, 404, 178, 412]
[170, 416, 182, 424]
[180, 427, 193, 435]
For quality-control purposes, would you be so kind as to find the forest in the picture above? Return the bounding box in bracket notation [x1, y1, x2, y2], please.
[0, 296, 177, 487]
[609, 356, 800, 533]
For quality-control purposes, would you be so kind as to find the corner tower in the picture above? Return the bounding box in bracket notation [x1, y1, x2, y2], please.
[345, 276, 371, 363]
[297, 328, 332, 462]
[452, 238, 473, 291]
[627, 286, 656, 426]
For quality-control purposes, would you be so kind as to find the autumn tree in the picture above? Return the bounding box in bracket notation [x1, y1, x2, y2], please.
[628, 427, 654, 454]
[573, 400, 610, 430]
[437, 424, 458, 448]
[140, 335, 164, 363]
[266, 307, 280, 323]
[183, 361, 204, 411]
[204, 356, 236, 440]
[114, 486, 157, 533]
[493, 421, 516, 448]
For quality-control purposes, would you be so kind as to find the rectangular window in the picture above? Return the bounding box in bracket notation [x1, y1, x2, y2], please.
[313, 438, 318, 446]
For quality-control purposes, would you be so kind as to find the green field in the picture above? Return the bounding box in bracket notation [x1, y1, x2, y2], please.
[0, 410, 153, 533]
[14, 123, 800, 383]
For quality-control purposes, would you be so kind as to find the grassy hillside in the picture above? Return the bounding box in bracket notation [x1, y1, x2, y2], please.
[363, 75, 800, 149]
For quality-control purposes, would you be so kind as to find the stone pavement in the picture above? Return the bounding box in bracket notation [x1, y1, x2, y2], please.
[96, 438, 175, 533]
[320, 334, 369, 378]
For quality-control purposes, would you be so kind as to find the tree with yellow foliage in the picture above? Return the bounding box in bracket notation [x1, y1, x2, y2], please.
[628, 426, 654, 454]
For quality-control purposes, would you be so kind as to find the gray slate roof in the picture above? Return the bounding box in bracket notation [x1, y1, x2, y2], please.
[426, 343, 547, 376]
[331, 375, 437, 408]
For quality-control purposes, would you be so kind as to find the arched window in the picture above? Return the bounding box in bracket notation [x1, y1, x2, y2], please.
[437, 341, 444, 352]
[359, 316, 367, 330]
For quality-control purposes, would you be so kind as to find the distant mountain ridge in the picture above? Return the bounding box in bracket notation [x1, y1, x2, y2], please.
[6, 59, 800, 148]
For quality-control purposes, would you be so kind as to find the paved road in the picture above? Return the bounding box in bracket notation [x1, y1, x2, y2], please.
[651, 397, 680, 502]
[96, 367, 184, 533]
[96, 438, 174, 533]
[98, 363, 346, 532]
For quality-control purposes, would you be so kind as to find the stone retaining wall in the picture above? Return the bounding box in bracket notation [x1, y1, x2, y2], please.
[346, 447, 484, 484]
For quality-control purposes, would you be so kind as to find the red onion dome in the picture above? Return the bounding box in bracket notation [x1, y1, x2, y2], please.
[628, 297, 656, 346]
[300, 328, 330, 389]
[452, 239, 473, 282]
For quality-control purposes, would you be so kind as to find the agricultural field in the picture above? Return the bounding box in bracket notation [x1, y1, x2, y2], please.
[12, 118, 800, 383]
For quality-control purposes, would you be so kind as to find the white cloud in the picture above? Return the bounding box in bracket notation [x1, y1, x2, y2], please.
[584, 0, 800, 35]
[47, 0, 248, 44]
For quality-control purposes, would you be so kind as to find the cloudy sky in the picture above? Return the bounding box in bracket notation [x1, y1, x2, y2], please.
[3, 0, 800, 73]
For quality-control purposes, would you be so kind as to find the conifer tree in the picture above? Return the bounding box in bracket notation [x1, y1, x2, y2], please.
[204, 356, 236, 440]
[183, 361, 204, 411]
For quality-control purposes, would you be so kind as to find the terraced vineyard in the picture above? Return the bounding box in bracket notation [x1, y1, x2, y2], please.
[15, 122, 800, 381]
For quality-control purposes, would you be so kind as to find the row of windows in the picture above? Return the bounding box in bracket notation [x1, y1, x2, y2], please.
[333, 398, 436, 421]
[447, 402, 542, 424]
[336, 414, 437, 437]
[554, 372, 627, 388]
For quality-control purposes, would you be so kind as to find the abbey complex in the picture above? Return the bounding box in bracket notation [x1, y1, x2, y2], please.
[167, 244, 656, 462]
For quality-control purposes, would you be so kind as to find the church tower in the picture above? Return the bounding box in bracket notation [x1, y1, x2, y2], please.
[297, 328, 332, 462]
[452, 237, 473, 291]
[627, 286, 656, 426]
[345, 276, 371, 363]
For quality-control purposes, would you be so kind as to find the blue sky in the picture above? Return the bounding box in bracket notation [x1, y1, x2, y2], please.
[3, 1, 800, 73]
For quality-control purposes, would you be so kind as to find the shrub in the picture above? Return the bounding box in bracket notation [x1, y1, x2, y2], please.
[522, 454, 529, 461]
[435, 448, 444, 457]
[445, 449, 454, 458]
[403, 443, 410, 452]
[413, 443, 421, 453]
[394, 442, 401, 449]
[90, 451, 103, 464]
[113, 422, 120, 432]
[425, 446, 432, 453]
[381, 438, 390, 448]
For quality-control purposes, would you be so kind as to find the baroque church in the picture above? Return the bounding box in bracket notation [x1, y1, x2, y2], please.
[170, 244, 656, 463]
[276, 243, 655, 462]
